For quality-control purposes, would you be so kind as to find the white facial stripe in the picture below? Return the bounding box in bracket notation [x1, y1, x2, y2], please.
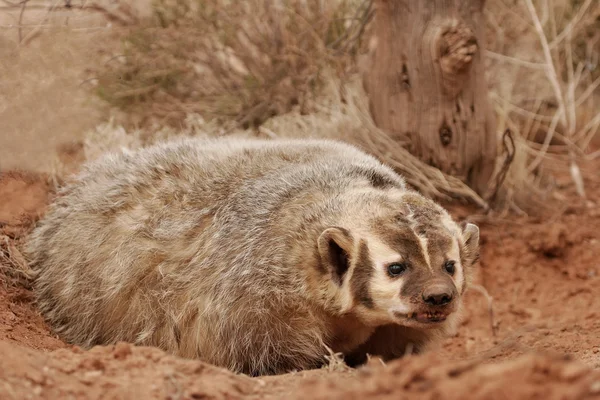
[447, 238, 464, 293]
[404, 206, 433, 272]
[371, 272, 413, 322]
[416, 234, 432, 271]
[364, 236, 403, 267]
[370, 274, 405, 305]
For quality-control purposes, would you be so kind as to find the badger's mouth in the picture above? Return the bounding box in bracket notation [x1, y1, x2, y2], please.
[392, 310, 449, 324]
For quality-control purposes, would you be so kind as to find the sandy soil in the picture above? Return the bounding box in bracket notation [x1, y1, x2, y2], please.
[1, 160, 600, 399]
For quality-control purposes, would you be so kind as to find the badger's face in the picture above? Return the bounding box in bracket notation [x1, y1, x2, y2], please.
[358, 220, 478, 329]
[317, 193, 479, 331]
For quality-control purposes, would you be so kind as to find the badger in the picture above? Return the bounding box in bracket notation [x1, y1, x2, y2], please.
[26, 137, 479, 376]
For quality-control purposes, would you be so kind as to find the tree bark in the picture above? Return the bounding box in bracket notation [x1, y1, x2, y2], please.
[363, 0, 497, 197]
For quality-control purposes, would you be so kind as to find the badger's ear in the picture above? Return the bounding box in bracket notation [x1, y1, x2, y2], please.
[460, 222, 480, 266]
[317, 227, 354, 285]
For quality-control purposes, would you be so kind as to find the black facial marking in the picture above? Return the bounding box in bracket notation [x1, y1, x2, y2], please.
[426, 232, 454, 270]
[366, 172, 397, 189]
[377, 226, 429, 270]
[349, 165, 402, 189]
[351, 240, 374, 308]
[399, 269, 429, 299]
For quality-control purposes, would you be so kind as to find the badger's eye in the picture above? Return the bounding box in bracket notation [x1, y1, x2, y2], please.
[387, 262, 408, 277]
[444, 260, 456, 275]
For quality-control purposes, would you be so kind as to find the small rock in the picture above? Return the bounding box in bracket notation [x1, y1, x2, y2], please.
[71, 345, 84, 354]
[559, 363, 589, 382]
[78, 357, 105, 372]
[80, 370, 103, 385]
[113, 342, 132, 360]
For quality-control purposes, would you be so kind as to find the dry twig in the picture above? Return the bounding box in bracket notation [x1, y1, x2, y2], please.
[468, 284, 497, 337]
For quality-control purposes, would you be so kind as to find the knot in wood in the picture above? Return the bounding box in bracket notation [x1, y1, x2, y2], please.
[436, 22, 477, 97]
[439, 124, 453, 147]
[400, 63, 411, 90]
[439, 24, 478, 75]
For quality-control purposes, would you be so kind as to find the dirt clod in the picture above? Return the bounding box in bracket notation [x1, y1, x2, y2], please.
[113, 342, 133, 360]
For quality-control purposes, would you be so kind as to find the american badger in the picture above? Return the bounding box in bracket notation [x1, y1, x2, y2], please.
[26, 137, 479, 376]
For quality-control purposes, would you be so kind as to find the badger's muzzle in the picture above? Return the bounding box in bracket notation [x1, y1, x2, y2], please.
[422, 281, 456, 306]
[392, 277, 460, 326]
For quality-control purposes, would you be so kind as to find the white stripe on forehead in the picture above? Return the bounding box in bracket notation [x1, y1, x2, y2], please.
[363, 235, 403, 266]
[404, 208, 433, 272]
[415, 233, 431, 271]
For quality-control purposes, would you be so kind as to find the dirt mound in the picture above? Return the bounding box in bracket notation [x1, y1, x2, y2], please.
[1, 340, 598, 400]
[301, 353, 600, 400]
[0, 340, 259, 400]
[0, 171, 65, 352]
[0, 168, 599, 399]
[0, 171, 54, 235]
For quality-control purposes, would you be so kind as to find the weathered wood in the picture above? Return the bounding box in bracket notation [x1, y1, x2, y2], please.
[363, 0, 497, 196]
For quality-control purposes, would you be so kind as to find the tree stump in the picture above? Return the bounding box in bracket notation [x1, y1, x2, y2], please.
[363, 0, 497, 197]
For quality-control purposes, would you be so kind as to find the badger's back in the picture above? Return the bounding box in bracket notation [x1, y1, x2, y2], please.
[27, 137, 405, 375]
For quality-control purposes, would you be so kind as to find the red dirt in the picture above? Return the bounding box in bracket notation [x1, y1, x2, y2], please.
[0, 165, 599, 399]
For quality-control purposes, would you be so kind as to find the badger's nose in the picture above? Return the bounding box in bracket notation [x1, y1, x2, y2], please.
[422, 284, 454, 306]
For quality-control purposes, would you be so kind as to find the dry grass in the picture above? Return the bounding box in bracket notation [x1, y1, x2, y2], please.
[260, 74, 493, 208]
[79, 74, 492, 208]
[3, 0, 597, 214]
[0, 235, 34, 289]
[84, 0, 598, 214]
[78, 0, 492, 208]
[0, 170, 53, 289]
[322, 344, 352, 373]
[94, 0, 372, 128]
[485, 0, 600, 202]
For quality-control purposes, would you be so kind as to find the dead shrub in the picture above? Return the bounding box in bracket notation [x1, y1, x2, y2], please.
[95, 0, 372, 128]
[0, 236, 34, 289]
[485, 0, 600, 204]
[87, 0, 599, 214]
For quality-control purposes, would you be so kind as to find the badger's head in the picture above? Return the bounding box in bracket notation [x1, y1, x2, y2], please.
[316, 191, 479, 333]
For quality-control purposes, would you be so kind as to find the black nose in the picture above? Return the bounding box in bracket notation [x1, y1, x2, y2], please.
[422, 284, 453, 306]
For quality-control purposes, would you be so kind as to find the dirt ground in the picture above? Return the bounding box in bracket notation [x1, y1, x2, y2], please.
[1, 159, 600, 399]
